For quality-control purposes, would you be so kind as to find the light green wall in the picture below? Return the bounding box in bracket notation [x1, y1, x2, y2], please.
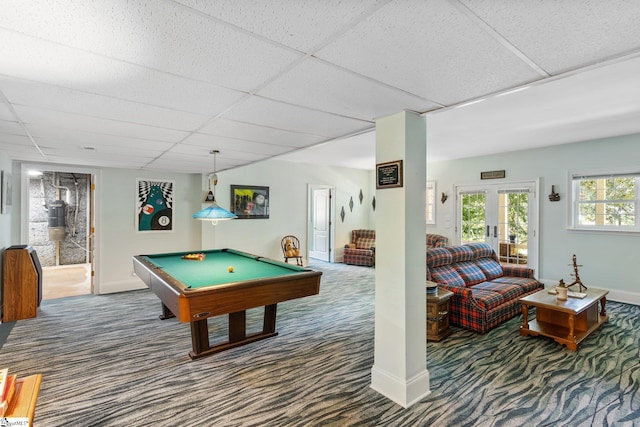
[427, 133, 640, 304]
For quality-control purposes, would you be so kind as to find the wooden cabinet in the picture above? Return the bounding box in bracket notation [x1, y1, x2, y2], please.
[3, 246, 42, 322]
[426, 287, 453, 341]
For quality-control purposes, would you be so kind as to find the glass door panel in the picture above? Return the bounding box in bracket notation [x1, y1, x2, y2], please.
[460, 192, 487, 244]
[498, 190, 529, 265]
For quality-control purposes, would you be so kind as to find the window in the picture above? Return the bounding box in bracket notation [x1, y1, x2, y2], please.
[426, 181, 435, 224]
[571, 171, 639, 231]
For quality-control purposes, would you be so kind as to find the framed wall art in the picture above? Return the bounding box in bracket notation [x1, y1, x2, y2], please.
[231, 185, 269, 219]
[136, 179, 174, 232]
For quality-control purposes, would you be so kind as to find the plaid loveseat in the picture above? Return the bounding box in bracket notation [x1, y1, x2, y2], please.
[343, 229, 375, 267]
[426, 242, 543, 334]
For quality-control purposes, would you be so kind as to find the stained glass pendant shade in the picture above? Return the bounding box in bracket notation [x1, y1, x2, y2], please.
[193, 150, 237, 224]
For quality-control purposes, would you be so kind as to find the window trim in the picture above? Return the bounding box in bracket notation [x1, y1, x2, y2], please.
[568, 167, 640, 233]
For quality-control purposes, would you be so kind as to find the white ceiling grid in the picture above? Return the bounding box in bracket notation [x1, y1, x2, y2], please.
[0, 0, 639, 172]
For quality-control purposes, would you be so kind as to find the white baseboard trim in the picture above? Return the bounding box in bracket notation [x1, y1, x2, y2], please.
[370, 365, 430, 408]
[97, 278, 146, 294]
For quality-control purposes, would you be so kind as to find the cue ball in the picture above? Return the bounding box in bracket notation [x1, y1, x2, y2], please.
[228, 266, 234, 273]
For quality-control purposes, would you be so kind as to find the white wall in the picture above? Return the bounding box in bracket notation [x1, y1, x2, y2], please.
[96, 168, 202, 293]
[427, 133, 640, 305]
[202, 159, 373, 262]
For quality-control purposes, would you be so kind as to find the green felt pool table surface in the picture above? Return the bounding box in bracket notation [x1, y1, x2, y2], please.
[142, 248, 305, 289]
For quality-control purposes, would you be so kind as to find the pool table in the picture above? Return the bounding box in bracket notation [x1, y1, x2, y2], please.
[133, 248, 322, 359]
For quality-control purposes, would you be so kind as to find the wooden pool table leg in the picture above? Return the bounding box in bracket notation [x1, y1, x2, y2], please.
[190, 319, 210, 358]
[229, 311, 247, 342]
[188, 305, 280, 360]
[263, 304, 277, 333]
[159, 303, 175, 320]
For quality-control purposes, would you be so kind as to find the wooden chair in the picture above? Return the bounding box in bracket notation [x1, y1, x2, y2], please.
[281, 235, 303, 266]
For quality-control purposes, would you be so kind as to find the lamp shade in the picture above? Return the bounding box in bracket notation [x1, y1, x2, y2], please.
[193, 202, 237, 222]
[194, 149, 236, 224]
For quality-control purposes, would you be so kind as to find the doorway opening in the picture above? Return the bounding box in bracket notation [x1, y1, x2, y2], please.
[26, 170, 93, 300]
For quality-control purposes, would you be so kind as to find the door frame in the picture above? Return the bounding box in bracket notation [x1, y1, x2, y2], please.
[454, 179, 539, 274]
[307, 184, 335, 263]
[20, 162, 99, 294]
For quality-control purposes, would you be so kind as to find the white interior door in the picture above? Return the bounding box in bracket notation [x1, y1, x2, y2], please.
[308, 186, 333, 262]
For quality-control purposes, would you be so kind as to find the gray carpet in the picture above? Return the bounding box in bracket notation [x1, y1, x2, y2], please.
[0, 261, 638, 426]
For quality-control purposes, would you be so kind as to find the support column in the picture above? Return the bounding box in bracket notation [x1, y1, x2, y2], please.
[370, 110, 429, 407]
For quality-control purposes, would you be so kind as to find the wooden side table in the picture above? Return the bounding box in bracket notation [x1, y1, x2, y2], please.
[426, 286, 453, 341]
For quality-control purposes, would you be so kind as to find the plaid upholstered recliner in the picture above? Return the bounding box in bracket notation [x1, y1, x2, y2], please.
[343, 229, 375, 267]
[426, 234, 448, 248]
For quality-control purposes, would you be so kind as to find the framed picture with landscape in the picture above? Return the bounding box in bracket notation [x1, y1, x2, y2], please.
[231, 185, 269, 219]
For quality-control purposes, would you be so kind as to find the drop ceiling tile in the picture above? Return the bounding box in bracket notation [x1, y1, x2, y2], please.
[0, 132, 32, 146]
[25, 125, 176, 153]
[0, 102, 15, 121]
[38, 143, 158, 161]
[223, 96, 372, 138]
[42, 152, 152, 169]
[160, 147, 269, 164]
[0, 120, 25, 136]
[175, 0, 382, 52]
[0, 30, 247, 116]
[1, 0, 301, 90]
[14, 105, 189, 143]
[149, 151, 260, 173]
[0, 143, 46, 160]
[178, 134, 294, 157]
[200, 118, 326, 148]
[1, 78, 209, 131]
[316, 0, 541, 105]
[259, 57, 441, 120]
[461, 0, 640, 74]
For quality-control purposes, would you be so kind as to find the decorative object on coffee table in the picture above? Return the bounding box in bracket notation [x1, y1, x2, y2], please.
[566, 254, 588, 292]
[556, 279, 568, 300]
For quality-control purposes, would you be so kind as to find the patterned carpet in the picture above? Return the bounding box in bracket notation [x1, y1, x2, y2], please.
[0, 261, 638, 426]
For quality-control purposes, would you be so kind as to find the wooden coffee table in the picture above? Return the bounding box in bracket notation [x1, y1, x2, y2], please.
[519, 288, 609, 350]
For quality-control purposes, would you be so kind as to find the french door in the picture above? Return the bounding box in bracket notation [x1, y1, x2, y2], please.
[455, 181, 538, 273]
